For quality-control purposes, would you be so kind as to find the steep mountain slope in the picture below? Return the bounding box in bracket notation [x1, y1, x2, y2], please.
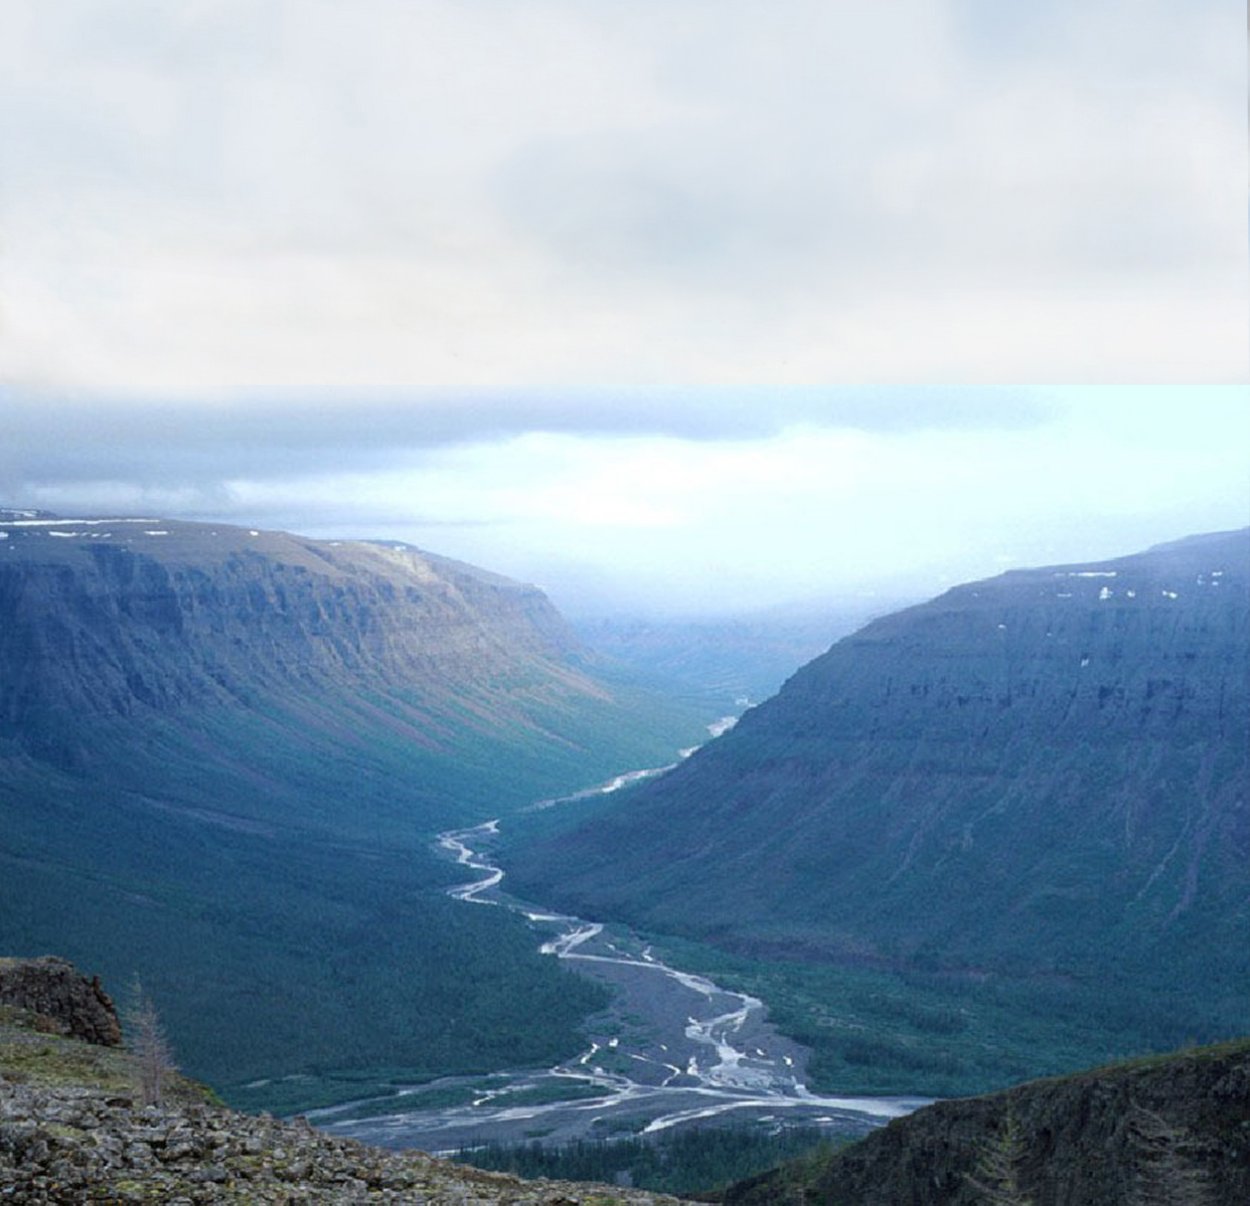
[725, 1039, 1250, 1205]
[0, 511, 711, 1107]
[0, 512, 679, 816]
[505, 531, 1249, 1069]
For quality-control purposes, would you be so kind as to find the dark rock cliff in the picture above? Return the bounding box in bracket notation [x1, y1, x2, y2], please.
[0, 957, 121, 1047]
[725, 1040, 1250, 1206]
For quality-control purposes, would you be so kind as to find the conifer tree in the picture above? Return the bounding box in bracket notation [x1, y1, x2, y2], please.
[125, 976, 177, 1107]
[966, 1108, 1033, 1206]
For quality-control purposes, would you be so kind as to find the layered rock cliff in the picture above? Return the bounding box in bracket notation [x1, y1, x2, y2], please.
[0, 515, 590, 761]
[0, 957, 121, 1048]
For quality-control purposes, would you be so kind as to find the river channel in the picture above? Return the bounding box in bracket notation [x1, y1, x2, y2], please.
[312, 760, 929, 1154]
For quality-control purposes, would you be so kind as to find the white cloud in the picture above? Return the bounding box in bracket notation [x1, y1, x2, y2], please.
[14, 388, 1239, 616]
[0, 0, 1243, 393]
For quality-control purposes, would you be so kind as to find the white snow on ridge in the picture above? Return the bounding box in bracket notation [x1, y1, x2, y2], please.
[144, 530, 169, 536]
[1058, 570, 1117, 578]
[0, 517, 159, 527]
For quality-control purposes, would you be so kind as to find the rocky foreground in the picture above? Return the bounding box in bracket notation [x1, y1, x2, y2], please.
[0, 1078, 686, 1204]
[0, 957, 688, 1204]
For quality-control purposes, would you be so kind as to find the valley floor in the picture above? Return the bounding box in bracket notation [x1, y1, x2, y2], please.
[314, 821, 925, 1153]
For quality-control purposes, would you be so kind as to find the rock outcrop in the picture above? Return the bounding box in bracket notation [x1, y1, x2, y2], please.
[725, 1039, 1250, 1205]
[0, 957, 121, 1048]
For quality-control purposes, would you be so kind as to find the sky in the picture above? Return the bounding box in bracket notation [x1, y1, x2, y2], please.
[1, 3, 1247, 615]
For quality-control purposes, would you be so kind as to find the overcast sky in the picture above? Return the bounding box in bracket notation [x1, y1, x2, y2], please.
[1, 3, 1246, 614]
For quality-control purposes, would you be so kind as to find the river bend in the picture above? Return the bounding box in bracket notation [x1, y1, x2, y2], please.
[314, 787, 928, 1153]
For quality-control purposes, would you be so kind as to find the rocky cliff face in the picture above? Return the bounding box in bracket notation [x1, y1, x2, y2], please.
[0, 957, 121, 1048]
[725, 1040, 1250, 1206]
[506, 531, 1249, 1044]
[1, 513, 709, 831]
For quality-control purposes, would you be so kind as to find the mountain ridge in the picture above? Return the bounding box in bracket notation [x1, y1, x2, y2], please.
[503, 529, 1249, 1083]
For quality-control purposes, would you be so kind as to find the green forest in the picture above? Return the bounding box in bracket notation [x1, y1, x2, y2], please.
[455, 1124, 852, 1198]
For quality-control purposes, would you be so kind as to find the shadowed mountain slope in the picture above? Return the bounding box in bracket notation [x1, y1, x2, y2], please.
[724, 1040, 1250, 1206]
[505, 530, 1249, 1058]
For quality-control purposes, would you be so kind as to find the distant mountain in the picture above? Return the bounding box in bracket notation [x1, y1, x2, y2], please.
[0, 512, 712, 1107]
[573, 600, 911, 708]
[725, 1039, 1250, 1205]
[505, 531, 1249, 1074]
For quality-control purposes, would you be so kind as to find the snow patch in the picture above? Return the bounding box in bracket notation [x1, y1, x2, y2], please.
[1080, 657, 1090, 668]
[1161, 590, 1179, 600]
[144, 530, 169, 536]
[0, 517, 158, 527]
[48, 530, 78, 538]
[1068, 570, 1117, 577]
[1098, 586, 1112, 601]
[1126, 590, 1136, 598]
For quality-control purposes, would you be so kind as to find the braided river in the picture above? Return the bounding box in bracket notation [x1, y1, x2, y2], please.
[312, 766, 928, 1154]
